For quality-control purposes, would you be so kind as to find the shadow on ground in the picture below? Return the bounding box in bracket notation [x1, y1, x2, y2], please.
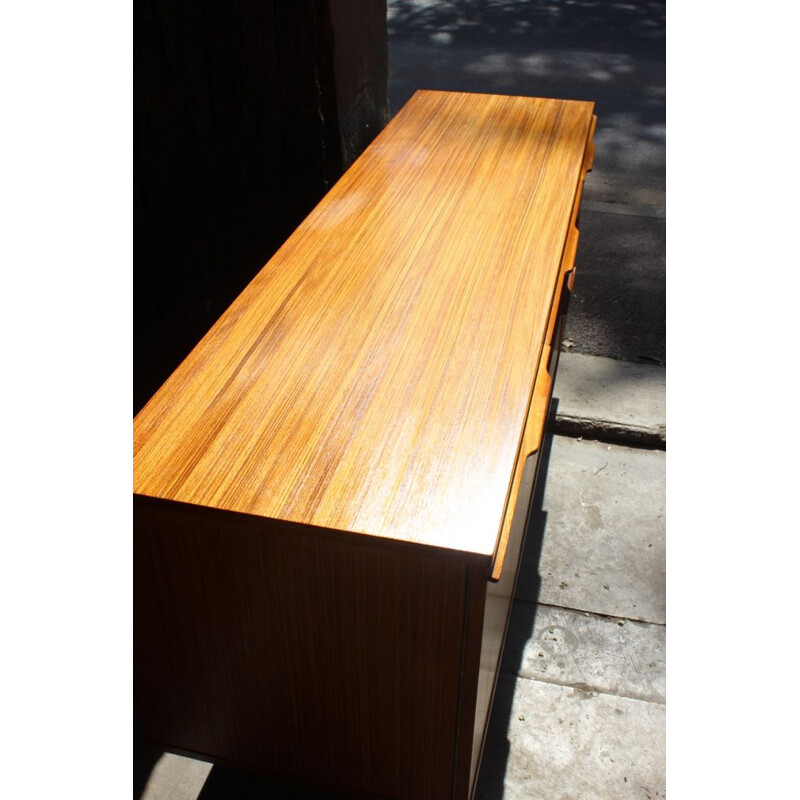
[472, 408, 556, 799]
[134, 712, 168, 799]
[566, 211, 665, 364]
[387, 0, 665, 56]
[197, 767, 337, 799]
[387, 0, 665, 112]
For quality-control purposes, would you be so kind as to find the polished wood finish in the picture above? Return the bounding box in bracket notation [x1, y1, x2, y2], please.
[135, 499, 469, 798]
[134, 89, 594, 558]
[134, 90, 595, 799]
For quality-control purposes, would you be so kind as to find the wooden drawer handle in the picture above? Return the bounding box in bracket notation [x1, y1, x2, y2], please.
[583, 114, 597, 172]
[547, 266, 576, 377]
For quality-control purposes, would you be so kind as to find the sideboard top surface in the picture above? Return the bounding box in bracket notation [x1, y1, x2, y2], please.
[134, 90, 595, 557]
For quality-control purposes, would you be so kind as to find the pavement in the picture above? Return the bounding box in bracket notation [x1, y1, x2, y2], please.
[135, 2, 666, 797]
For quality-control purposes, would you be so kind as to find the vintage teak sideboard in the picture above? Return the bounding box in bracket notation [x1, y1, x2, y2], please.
[134, 90, 596, 799]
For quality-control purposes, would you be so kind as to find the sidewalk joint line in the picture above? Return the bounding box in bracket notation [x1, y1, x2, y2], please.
[515, 599, 666, 628]
[502, 671, 666, 707]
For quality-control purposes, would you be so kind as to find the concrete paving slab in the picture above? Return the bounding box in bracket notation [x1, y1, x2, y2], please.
[553, 353, 665, 447]
[502, 603, 666, 703]
[139, 752, 212, 800]
[517, 436, 665, 624]
[474, 674, 666, 800]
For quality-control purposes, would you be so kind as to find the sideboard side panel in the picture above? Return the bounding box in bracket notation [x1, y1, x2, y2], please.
[134, 500, 468, 799]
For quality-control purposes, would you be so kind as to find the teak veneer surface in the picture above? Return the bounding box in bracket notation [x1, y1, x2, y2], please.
[134, 90, 595, 557]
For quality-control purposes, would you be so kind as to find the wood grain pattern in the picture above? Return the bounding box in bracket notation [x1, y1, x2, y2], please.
[134, 498, 468, 799]
[134, 90, 596, 558]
